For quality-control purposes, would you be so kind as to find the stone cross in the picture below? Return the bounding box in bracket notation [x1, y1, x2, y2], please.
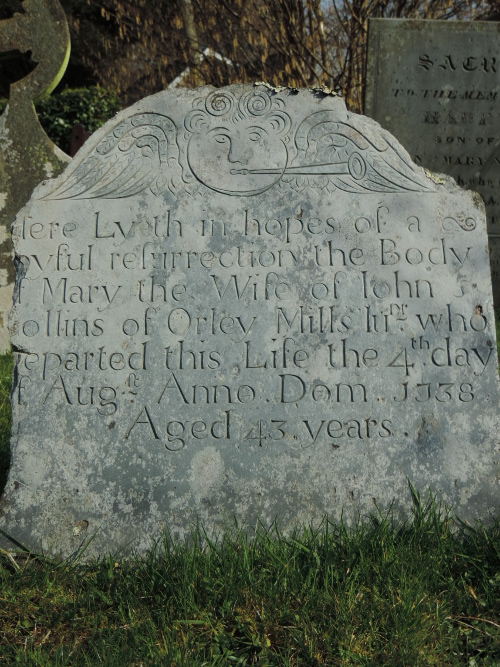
[0, 0, 70, 350]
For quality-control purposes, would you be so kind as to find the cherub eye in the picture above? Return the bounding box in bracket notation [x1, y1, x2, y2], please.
[249, 132, 262, 142]
[215, 134, 229, 144]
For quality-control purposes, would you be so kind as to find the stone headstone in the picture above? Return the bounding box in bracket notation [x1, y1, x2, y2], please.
[0, 0, 70, 351]
[1, 85, 499, 559]
[365, 19, 500, 303]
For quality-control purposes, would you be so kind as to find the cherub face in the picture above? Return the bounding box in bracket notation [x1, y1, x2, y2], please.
[187, 119, 288, 195]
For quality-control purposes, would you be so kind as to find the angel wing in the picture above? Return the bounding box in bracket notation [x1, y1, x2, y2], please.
[43, 113, 183, 200]
[285, 111, 436, 194]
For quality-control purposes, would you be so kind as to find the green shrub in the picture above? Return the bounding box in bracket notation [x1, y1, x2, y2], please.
[0, 87, 122, 154]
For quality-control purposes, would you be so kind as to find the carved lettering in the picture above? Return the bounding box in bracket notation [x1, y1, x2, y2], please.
[7, 83, 499, 556]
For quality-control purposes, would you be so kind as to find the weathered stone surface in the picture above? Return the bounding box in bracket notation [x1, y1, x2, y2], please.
[0, 0, 70, 351]
[365, 19, 500, 303]
[1, 85, 499, 559]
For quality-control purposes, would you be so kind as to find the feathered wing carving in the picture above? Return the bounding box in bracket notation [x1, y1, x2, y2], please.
[285, 111, 436, 193]
[43, 107, 435, 200]
[43, 113, 183, 200]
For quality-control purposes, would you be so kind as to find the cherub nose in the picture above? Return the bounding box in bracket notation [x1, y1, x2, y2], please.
[228, 143, 252, 164]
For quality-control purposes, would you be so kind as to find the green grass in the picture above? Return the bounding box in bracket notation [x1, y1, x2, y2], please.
[0, 342, 499, 665]
[0, 504, 499, 665]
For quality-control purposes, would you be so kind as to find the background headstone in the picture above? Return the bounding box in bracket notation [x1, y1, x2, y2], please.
[365, 19, 500, 304]
[0, 0, 70, 351]
[1, 85, 499, 559]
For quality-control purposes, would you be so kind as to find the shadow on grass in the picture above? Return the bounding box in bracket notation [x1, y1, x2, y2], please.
[0, 350, 13, 496]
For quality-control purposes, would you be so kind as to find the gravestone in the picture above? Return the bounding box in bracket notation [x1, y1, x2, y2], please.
[365, 19, 500, 303]
[1, 85, 499, 559]
[0, 0, 71, 351]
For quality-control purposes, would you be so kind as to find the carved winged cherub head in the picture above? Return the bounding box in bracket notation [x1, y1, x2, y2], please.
[185, 89, 291, 195]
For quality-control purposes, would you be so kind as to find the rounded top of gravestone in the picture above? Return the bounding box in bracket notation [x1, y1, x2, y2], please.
[37, 84, 437, 203]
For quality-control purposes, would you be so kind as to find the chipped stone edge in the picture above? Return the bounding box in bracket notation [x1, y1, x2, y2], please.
[424, 168, 447, 185]
[254, 81, 299, 93]
[422, 167, 487, 212]
[254, 82, 341, 97]
[309, 85, 340, 97]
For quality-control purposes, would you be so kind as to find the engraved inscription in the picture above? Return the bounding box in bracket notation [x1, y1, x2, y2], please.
[14, 190, 492, 449]
[4, 84, 499, 559]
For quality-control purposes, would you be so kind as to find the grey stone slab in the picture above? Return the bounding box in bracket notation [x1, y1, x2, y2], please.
[365, 19, 500, 302]
[0, 85, 499, 559]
